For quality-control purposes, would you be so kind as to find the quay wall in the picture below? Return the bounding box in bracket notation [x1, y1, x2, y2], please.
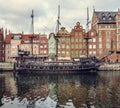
[0, 62, 14, 71]
[98, 63, 120, 71]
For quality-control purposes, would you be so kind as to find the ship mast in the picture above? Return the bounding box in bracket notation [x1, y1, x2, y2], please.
[84, 7, 91, 57]
[29, 9, 34, 56]
[56, 5, 60, 34]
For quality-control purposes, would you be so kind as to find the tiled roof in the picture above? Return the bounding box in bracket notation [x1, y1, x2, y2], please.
[95, 11, 116, 24]
[5, 33, 40, 44]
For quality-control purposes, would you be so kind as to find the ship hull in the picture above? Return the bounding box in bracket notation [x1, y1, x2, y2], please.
[15, 65, 97, 74]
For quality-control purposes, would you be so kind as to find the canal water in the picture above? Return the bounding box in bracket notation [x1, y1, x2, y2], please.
[0, 71, 120, 108]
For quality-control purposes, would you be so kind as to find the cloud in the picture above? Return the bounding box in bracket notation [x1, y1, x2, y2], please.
[0, 0, 119, 35]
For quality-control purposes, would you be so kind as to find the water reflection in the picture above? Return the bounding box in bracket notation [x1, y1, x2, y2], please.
[0, 71, 120, 108]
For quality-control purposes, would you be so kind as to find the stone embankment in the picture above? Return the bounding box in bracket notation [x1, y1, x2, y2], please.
[98, 63, 120, 71]
[0, 62, 14, 71]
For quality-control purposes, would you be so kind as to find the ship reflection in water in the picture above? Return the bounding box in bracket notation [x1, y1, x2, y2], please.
[0, 71, 120, 108]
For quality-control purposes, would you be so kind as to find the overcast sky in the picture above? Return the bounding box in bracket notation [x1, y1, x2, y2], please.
[0, 0, 119, 35]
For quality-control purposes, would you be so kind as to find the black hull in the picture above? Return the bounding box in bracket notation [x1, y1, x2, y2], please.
[16, 66, 97, 75]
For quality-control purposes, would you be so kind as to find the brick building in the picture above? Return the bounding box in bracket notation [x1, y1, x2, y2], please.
[91, 9, 120, 62]
[70, 22, 86, 59]
[5, 33, 48, 62]
[56, 27, 71, 60]
[0, 28, 5, 62]
[39, 34, 48, 60]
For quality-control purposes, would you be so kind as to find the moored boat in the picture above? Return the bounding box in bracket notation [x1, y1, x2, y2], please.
[14, 50, 98, 74]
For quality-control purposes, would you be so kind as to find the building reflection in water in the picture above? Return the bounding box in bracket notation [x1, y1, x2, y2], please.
[0, 71, 120, 107]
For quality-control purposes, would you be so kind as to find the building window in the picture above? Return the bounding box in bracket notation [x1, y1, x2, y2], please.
[99, 38, 102, 42]
[79, 51, 82, 55]
[91, 32, 94, 36]
[66, 45, 69, 49]
[76, 38, 79, 42]
[99, 44, 102, 48]
[106, 31, 110, 35]
[89, 51, 92, 55]
[76, 44, 78, 48]
[93, 51, 96, 55]
[79, 44, 82, 48]
[93, 45, 96, 49]
[106, 43, 111, 48]
[89, 45, 92, 49]
[71, 44, 74, 49]
[79, 32, 82, 36]
[93, 38, 96, 42]
[44, 50, 47, 54]
[79, 39, 82, 42]
[75, 32, 78, 36]
[106, 38, 111, 42]
[62, 44, 65, 49]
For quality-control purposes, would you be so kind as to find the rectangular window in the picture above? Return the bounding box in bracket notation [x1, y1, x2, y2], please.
[76, 38, 79, 42]
[76, 44, 78, 48]
[62, 44, 65, 49]
[106, 38, 111, 42]
[72, 44, 74, 49]
[106, 44, 111, 48]
[79, 44, 82, 48]
[93, 45, 96, 49]
[99, 38, 102, 42]
[93, 38, 96, 42]
[79, 39, 82, 42]
[75, 32, 79, 36]
[99, 44, 102, 48]
[89, 45, 92, 49]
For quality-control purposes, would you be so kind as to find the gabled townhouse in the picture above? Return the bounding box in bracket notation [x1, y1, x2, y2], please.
[5, 33, 22, 62]
[56, 27, 71, 60]
[39, 34, 48, 60]
[48, 33, 57, 61]
[70, 22, 86, 59]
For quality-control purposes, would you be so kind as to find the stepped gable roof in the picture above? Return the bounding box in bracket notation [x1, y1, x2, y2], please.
[95, 11, 116, 24]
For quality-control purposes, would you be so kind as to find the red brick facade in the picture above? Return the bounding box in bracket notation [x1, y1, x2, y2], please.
[91, 9, 120, 62]
[0, 28, 5, 62]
